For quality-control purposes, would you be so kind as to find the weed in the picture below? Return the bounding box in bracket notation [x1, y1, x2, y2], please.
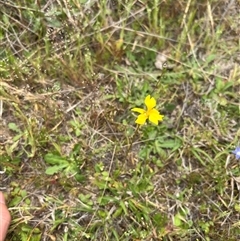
[0, 0, 239, 240]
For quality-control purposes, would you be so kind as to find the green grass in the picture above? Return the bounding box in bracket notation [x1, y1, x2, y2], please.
[0, 0, 239, 240]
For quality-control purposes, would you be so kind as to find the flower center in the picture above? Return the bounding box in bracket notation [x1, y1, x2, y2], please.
[146, 109, 152, 117]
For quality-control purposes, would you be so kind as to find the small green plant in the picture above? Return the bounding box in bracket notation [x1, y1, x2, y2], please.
[13, 224, 42, 241]
[126, 94, 165, 159]
[44, 143, 84, 182]
[1, 0, 239, 240]
[131, 95, 164, 125]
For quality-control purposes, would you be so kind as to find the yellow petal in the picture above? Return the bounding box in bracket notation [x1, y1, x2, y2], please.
[131, 108, 145, 114]
[135, 113, 147, 125]
[148, 114, 159, 125]
[156, 113, 164, 121]
[149, 112, 164, 125]
[149, 108, 160, 115]
[145, 95, 156, 110]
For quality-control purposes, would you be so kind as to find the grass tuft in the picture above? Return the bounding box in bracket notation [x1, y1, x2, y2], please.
[0, 0, 239, 240]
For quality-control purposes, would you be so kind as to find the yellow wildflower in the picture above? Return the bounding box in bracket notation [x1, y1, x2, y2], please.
[131, 95, 164, 125]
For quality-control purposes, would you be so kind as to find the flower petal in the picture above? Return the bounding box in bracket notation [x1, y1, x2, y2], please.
[135, 113, 147, 125]
[232, 146, 240, 160]
[149, 111, 164, 125]
[148, 115, 158, 125]
[149, 108, 160, 115]
[131, 108, 145, 114]
[145, 95, 156, 110]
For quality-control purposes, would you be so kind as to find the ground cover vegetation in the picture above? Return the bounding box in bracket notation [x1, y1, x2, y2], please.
[0, 0, 239, 240]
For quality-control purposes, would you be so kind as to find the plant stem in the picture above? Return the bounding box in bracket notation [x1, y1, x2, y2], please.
[125, 125, 140, 165]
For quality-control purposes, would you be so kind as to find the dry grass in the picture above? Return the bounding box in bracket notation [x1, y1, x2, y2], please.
[0, 0, 240, 240]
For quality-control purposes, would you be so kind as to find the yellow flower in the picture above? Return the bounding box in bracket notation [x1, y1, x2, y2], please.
[131, 95, 164, 125]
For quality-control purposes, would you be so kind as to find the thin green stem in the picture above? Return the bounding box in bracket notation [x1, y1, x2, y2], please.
[125, 125, 140, 165]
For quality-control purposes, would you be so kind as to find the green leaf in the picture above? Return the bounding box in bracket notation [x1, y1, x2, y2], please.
[8, 122, 21, 133]
[75, 174, 86, 183]
[173, 213, 183, 227]
[156, 139, 181, 150]
[45, 163, 69, 175]
[21, 224, 42, 241]
[112, 207, 123, 218]
[44, 153, 68, 165]
[234, 204, 240, 212]
[9, 196, 22, 206]
[119, 200, 128, 215]
[13, 133, 23, 141]
[2, 14, 9, 25]
[98, 210, 107, 218]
